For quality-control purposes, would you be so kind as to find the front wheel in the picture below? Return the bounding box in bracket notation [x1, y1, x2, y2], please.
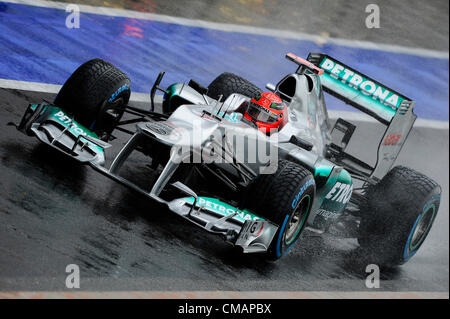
[247, 160, 315, 260]
[54, 58, 131, 138]
[358, 166, 441, 266]
[207, 72, 262, 100]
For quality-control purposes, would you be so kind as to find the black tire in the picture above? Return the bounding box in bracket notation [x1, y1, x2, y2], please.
[207, 72, 262, 100]
[358, 166, 441, 266]
[247, 160, 315, 260]
[54, 58, 131, 136]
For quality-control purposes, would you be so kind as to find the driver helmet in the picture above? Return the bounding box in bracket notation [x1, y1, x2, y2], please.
[244, 92, 288, 134]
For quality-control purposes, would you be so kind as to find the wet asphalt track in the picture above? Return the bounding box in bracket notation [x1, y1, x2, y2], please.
[0, 88, 448, 292]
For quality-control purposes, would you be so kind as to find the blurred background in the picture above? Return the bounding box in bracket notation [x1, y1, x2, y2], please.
[57, 0, 449, 50]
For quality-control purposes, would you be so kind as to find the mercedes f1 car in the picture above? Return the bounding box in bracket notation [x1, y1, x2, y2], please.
[13, 53, 441, 265]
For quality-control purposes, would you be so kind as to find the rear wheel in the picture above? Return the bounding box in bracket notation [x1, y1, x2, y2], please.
[54, 58, 131, 138]
[358, 166, 441, 266]
[207, 72, 262, 100]
[247, 160, 315, 260]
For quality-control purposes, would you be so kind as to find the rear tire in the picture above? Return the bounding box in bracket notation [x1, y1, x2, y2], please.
[358, 166, 441, 266]
[207, 72, 262, 100]
[247, 160, 315, 260]
[54, 58, 131, 137]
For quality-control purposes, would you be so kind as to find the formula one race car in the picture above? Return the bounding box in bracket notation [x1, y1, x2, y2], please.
[13, 53, 441, 266]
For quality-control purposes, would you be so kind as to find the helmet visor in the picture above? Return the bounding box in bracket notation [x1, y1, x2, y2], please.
[247, 102, 279, 123]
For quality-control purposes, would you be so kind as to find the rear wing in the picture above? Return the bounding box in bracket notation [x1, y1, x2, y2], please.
[292, 53, 417, 180]
[307, 53, 414, 124]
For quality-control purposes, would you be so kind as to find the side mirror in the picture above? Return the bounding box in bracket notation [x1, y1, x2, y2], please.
[150, 71, 166, 112]
[265, 83, 276, 92]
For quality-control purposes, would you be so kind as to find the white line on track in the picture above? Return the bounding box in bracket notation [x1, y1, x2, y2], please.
[3, 0, 449, 59]
[1, 78, 448, 129]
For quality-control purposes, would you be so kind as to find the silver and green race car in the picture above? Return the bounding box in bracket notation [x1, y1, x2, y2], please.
[13, 52, 441, 266]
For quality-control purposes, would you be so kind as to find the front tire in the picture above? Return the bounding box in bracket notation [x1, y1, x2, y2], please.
[358, 166, 441, 266]
[207, 72, 262, 100]
[54, 58, 131, 138]
[247, 160, 315, 260]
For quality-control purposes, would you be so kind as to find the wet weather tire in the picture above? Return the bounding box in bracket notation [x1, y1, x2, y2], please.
[207, 72, 262, 100]
[54, 58, 131, 137]
[358, 166, 441, 266]
[247, 160, 315, 260]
